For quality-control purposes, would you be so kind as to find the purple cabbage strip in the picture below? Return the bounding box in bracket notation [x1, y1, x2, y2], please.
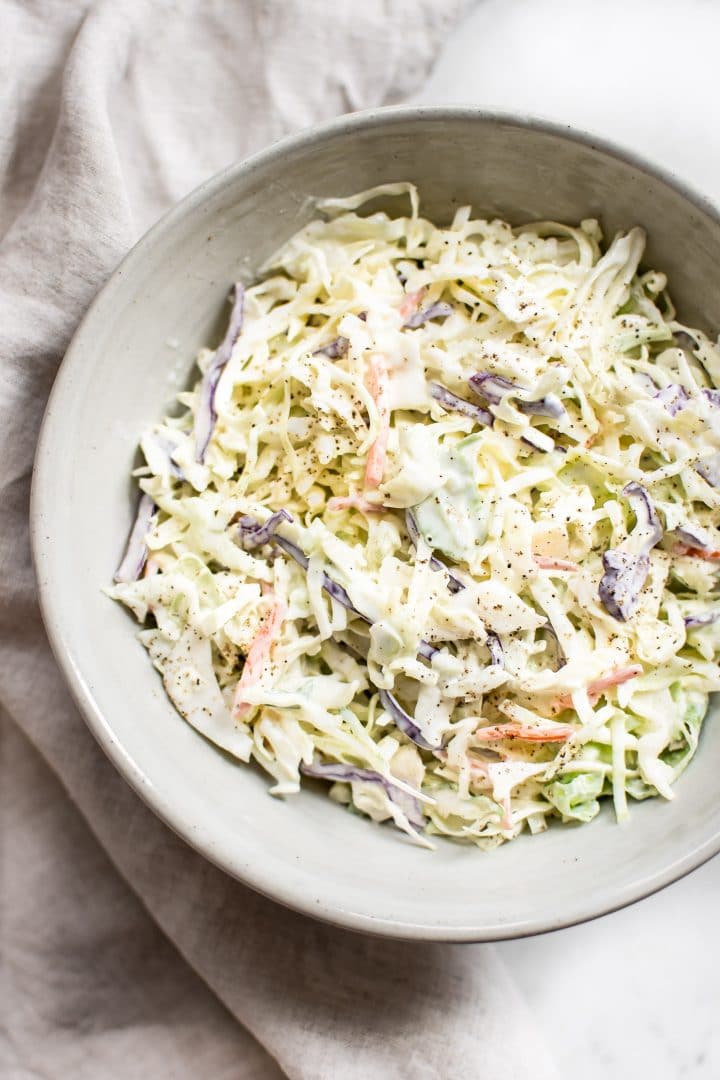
[237, 509, 293, 551]
[469, 372, 566, 420]
[237, 510, 365, 616]
[599, 484, 662, 621]
[486, 632, 504, 667]
[237, 512, 446, 658]
[378, 689, 442, 751]
[153, 434, 185, 480]
[194, 283, 245, 463]
[404, 507, 422, 547]
[273, 535, 371, 623]
[417, 640, 440, 662]
[684, 611, 720, 629]
[429, 382, 494, 427]
[389, 789, 427, 831]
[622, 482, 663, 550]
[521, 431, 553, 453]
[655, 384, 689, 416]
[335, 631, 439, 682]
[443, 568, 465, 594]
[599, 550, 651, 621]
[114, 493, 156, 584]
[314, 566, 363, 616]
[404, 301, 453, 330]
[673, 525, 718, 552]
[312, 336, 349, 359]
[702, 388, 720, 407]
[405, 510, 465, 594]
[300, 759, 425, 829]
[517, 393, 566, 420]
[634, 372, 659, 395]
[695, 452, 720, 488]
[469, 372, 517, 405]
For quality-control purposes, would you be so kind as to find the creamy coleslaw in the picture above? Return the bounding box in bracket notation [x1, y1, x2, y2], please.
[109, 183, 720, 848]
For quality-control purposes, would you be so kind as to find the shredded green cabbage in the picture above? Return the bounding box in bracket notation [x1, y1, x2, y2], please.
[108, 183, 720, 849]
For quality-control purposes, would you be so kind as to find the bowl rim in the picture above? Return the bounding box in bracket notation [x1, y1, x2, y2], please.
[30, 104, 720, 942]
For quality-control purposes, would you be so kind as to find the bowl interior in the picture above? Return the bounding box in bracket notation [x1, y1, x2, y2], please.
[32, 109, 720, 939]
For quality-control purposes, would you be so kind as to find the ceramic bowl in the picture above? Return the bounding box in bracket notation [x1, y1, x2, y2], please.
[31, 107, 720, 940]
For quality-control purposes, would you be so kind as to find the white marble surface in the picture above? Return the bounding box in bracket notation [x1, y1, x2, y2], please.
[415, 2, 720, 1076]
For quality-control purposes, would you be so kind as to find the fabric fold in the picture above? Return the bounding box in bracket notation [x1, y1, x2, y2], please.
[0, 2, 559, 1077]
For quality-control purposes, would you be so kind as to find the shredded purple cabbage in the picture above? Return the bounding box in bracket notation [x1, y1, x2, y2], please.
[237, 510, 366, 617]
[521, 431, 553, 453]
[378, 689, 442, 751]
[194, 283, 245, 463]
[405, 510, 465, 594]
[598, 550, 651, 621]
[674, 525, 716, 551]
[404, 302, 453, 329]
[312, 336, 349, 359]
[684, 611, 720, 629]
[468, 372, 517, 405]
[429, 382, 494, 427]
[655, 384, 689, 415]
[114, 493, 156, 584]
[444, 571, 465, 594]
[622, 482, 663, 550]
[417, 640, 440, 662]
[702, 388, 720, 408]
[237, 512, 445, 659]
[274, 535, 371, 622]
[237, 509, 293, 551]
[486, 632, 504, 667]
[517, 394, 566, 420]
[300, 759, 425, 828]
[152, 434, 185, 480]
[312, 566, 360, 614]
[599, 484, 662, 621]
[685, 611, 720, 629]
[695, 453, 720, 488]
[634, 372, 659, 395]
[469, 372, 566, 420]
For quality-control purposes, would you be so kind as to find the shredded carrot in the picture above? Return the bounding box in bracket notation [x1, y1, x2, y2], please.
[232, 594, 286, 718]
[364, 353, 390, 489]
[585, 665, 643, 698]
[327, 494, 383, 513]
[534, 555, 579, 572]
[551, 664, 642, 714]
[674, 544, 720, 561]
[398, 287, 425, 321]
[474, 722, 575, 743]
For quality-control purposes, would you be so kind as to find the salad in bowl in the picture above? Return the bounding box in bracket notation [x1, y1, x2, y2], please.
[109, 183, 720, 849]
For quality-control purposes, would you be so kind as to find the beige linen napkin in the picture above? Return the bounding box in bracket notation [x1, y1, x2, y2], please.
[1, 3, 560, 1077]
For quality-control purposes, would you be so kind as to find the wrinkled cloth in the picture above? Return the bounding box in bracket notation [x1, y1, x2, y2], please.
[0, 2, 560, 1078]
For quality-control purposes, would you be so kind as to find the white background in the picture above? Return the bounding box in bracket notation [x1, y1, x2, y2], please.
[416, 2, 720, 1076]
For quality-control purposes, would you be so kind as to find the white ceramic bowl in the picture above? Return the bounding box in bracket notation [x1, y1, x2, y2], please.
[31, 107, 720, 941]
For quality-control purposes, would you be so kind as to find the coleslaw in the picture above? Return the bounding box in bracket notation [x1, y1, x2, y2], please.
[108, 183, 720, 849]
